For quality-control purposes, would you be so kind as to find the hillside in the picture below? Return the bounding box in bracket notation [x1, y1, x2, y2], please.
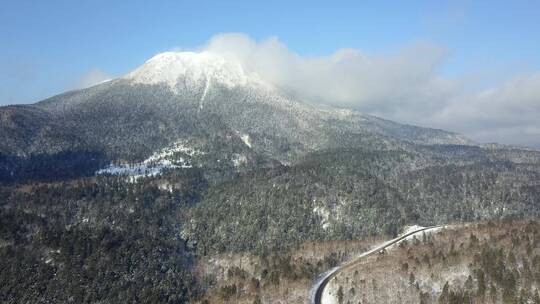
[1, 51, 474, 183]
[1, 50, 540, 303]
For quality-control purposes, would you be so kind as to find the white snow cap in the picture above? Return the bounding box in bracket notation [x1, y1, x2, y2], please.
[124, 51, 266, 91]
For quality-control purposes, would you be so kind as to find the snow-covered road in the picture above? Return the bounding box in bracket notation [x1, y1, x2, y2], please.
[309, 225, 444, 304]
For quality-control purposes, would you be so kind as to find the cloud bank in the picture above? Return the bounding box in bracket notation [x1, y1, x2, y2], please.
[195, 33, 540, 148]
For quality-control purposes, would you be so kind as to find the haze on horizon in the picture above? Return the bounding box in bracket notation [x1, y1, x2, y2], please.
[1, 0, 539, 148]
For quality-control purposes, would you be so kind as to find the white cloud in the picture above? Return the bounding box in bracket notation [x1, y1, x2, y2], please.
[430, 73, 540, 147]
[193, 33, 540, 148]
[75, 69, 113, 89]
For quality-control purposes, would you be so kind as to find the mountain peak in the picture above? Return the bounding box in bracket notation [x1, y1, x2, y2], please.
[124, 51, 264, 91]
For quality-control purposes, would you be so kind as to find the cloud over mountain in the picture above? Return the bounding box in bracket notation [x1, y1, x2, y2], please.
[192, 33, 540, 148]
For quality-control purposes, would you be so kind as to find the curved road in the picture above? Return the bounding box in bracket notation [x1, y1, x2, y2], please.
[309, 226, 442, 304]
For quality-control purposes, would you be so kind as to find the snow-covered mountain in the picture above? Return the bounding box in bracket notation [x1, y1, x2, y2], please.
[0, 50, 529, 182]
[124, 51, 266, 91]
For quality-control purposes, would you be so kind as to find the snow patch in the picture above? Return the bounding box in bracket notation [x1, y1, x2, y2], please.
[157, 181, 174, 193]
[96, 162, 178, 181]
[387, 225, 445, 250]
[240, 134, 252, 148]
[98, 78, 112, 84]
[146, 140, 204, 162]
[199, 75, 211, 111]
[232, 154, 248, 167]
[313, 205, 331, 230]
[322, 286, 338, 304]
[96, 140, 203, 180]
[402, 225, 425, 235]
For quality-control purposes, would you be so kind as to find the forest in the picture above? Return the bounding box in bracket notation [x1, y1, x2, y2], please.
[1, 145, 540, 303]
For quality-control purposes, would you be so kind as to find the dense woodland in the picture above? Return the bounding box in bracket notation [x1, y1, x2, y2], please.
[0, 173, 205, 303]
[185, 147, 540, 255]
[1, 152, 539, 303]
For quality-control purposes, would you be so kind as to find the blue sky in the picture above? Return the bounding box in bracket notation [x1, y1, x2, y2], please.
[1, 0, 540, 147]
[1, 0, 538, 104]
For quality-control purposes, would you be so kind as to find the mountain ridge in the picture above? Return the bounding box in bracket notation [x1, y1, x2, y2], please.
[0, 50, 534, 183]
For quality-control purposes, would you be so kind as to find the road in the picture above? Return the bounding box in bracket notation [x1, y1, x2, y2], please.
[309, 226, 442, 304]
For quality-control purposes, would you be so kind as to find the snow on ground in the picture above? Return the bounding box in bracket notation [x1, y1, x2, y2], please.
[96, 140, 203, 180]
[313, 205, 331, 230]
[199, 76, 211, 110]
[321, 285, 337, 304]
[402, 225, 425, 234]
[232, 154, 248, 167]
[96, 159, 186, 181]
[386, 225, 445, 250]
[146, 140, 204, 161]
[240, 134, 252, 148]
[124, 51, 268, 93]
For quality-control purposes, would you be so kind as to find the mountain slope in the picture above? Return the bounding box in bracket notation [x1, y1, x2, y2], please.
[0, 51, 473, 182]
[2, 50, 540, 303]
[1, 50, 540, 245]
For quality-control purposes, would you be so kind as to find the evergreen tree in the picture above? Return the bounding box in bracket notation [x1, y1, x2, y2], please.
[337, 285, 344, 304]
